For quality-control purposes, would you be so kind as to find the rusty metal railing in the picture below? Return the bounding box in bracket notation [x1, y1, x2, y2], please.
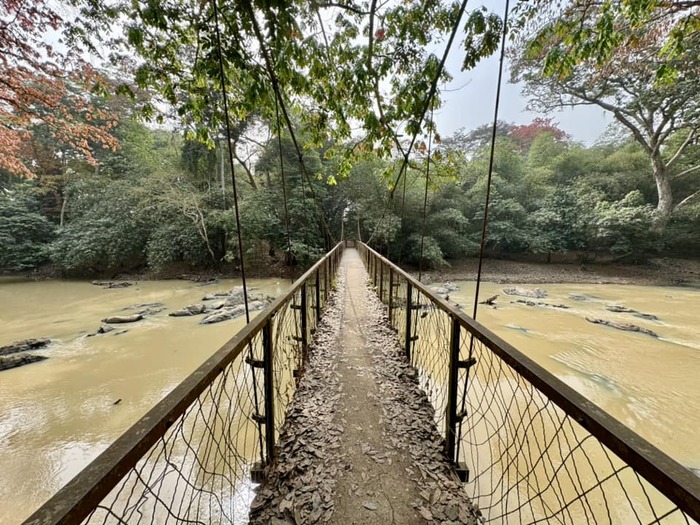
[24, 243, 344, 525]
[359, 241, 700, 525]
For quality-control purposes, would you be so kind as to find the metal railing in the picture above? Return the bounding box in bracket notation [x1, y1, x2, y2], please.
[359, 242, 700, 525]
[24, 243, 344, 525]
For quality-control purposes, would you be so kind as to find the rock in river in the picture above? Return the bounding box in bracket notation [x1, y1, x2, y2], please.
[122, 302, 166, 315]
[585, 317, 658, 338]
[503, 287, 548, 299]
[169, 304, 209, 317]
[0, 338, 50, 357]
[101, 313, 143, 324]
[92, 281, 134, 289]
[202, 286, 248, 301]
[199, 300, 269, 325]
[0, 354, 48, 372]
[87, 323, 116, 337]
[606, 305, 659, 321]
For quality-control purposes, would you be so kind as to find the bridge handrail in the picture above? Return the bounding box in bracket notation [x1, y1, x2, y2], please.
[24, 242, 345, 525]
[358, 241, 700, 522]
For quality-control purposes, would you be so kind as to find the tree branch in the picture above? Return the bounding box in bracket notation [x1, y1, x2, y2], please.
[671, 164, 700, 180]
[667, 129, 696, 168]
[674, 189, 700, 211]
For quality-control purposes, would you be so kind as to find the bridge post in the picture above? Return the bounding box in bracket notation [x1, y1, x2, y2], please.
[379, 260, 384, 303]
[301, 283, 308, 357]
[445, 315, 460, 463]
[315, 268, 321, 324]
[263, 318, 275, 464]
[388, 269, 394, 325]
[324, 256, 330, 303]
[405, 282, 413, 361]
[373, 253, 378, 287]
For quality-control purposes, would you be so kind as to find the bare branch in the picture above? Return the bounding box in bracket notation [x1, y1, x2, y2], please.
[674, 189, 700, 211]
[671, 164, 700, 180]
[667, 129, 697, 168]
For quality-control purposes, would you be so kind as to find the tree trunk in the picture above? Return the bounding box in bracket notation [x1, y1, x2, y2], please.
[59, 195, 67, 228]
[651, 156, 673, 232]
[220, 140, 226, 206]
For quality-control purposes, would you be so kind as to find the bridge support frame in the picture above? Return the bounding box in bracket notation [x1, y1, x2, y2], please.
[262, 318, 275, 464]
[301, 283, 308, 357]
[388, 269, 394, 324]
[315, 268, 321, 324]
[379, 260, 384, 303]
[405, 282, 413, 361]
[445, 315, 470, 482]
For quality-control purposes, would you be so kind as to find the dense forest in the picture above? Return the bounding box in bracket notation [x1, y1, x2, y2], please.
[1, 0, 698, 276]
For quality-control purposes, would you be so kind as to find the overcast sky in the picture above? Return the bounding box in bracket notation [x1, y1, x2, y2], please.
[429, 1, 616, 146]
[434, 51, 615, 145]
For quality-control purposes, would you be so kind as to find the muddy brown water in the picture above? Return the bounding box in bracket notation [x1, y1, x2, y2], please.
[0, 278, 698, 523]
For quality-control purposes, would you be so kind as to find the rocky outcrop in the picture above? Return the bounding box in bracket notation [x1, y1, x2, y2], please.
[0, 354, 47, 372]
[606, 305, 659, 321]
[101, 313, 143, 324]
[92, 281, 134, 289]
[479, 295, 498, 306]
[431, 282, 459, 297]
[0, 338, 50, 357]
[122, 302, 166, 315]
[200, 300, 269, 325]
[606, 305, 635, 313]
[513, 299, 569, 309]
[585, 317, 658, 338]
[202, 286, 248, 301]
[503, 287, 548, 299]
[169, 304, 209, 317]
[86, 323, 116, 337]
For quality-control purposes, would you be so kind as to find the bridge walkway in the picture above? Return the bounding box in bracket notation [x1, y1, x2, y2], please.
[249, 248, 478, 524]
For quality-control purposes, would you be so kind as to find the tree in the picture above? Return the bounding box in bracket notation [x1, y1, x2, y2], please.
[0, 185, 55, 271]
[0, 0, 119, 178]
[442, 121, 513, 154]
[512, 8, 700, 230]
[510, 118, 569, 153]
[512, 0, 700, 81]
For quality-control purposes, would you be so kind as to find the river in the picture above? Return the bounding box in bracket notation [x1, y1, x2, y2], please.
[0, 277, 698, 523]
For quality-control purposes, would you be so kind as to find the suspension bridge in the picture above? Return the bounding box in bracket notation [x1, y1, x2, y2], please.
[22, 242, 700, 525]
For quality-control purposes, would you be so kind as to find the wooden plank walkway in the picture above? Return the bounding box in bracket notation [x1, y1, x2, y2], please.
[250, 249, 478, 525]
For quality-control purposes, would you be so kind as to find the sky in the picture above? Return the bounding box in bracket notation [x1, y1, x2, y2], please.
[51, 1, 614, 146]
[429, 2, 616, 146]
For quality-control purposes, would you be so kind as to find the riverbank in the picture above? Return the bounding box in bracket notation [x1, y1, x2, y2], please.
[422, 257, 700, 286]
[4, 256, 700, 288]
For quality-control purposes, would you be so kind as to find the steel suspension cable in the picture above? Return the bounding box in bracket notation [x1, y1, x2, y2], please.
[396, 162, 409, 266]
[418, 105, 435, 282]
[456, 0, 511, 463]
[275, 95, 293, 265]
[366, 0, 471, 246]
[211, 0, 264, 463]
[238, 0, 337, 249]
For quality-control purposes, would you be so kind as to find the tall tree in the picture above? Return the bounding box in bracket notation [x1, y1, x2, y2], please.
[512, 6, 700, 230]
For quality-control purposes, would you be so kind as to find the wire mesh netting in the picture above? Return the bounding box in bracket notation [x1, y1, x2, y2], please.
[85, 332, 266, 524]
[23, 245, 344, 525]
[359, 244, 699, 525]
[454, 332, 695, 525]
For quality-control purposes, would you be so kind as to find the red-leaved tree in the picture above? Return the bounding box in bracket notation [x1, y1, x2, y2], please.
[510, 118, 569, 152]
[0, 0, 119, 178]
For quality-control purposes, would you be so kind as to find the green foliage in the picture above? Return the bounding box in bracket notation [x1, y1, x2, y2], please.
[590, 191, 656, 257]
[404, 234, 447, 269]
[50, 182, 152, 273]
[146, 220, 208, 272]
[0, 188, 55, 271]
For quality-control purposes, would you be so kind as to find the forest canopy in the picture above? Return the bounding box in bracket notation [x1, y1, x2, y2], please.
[0, 0, 698, 274]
